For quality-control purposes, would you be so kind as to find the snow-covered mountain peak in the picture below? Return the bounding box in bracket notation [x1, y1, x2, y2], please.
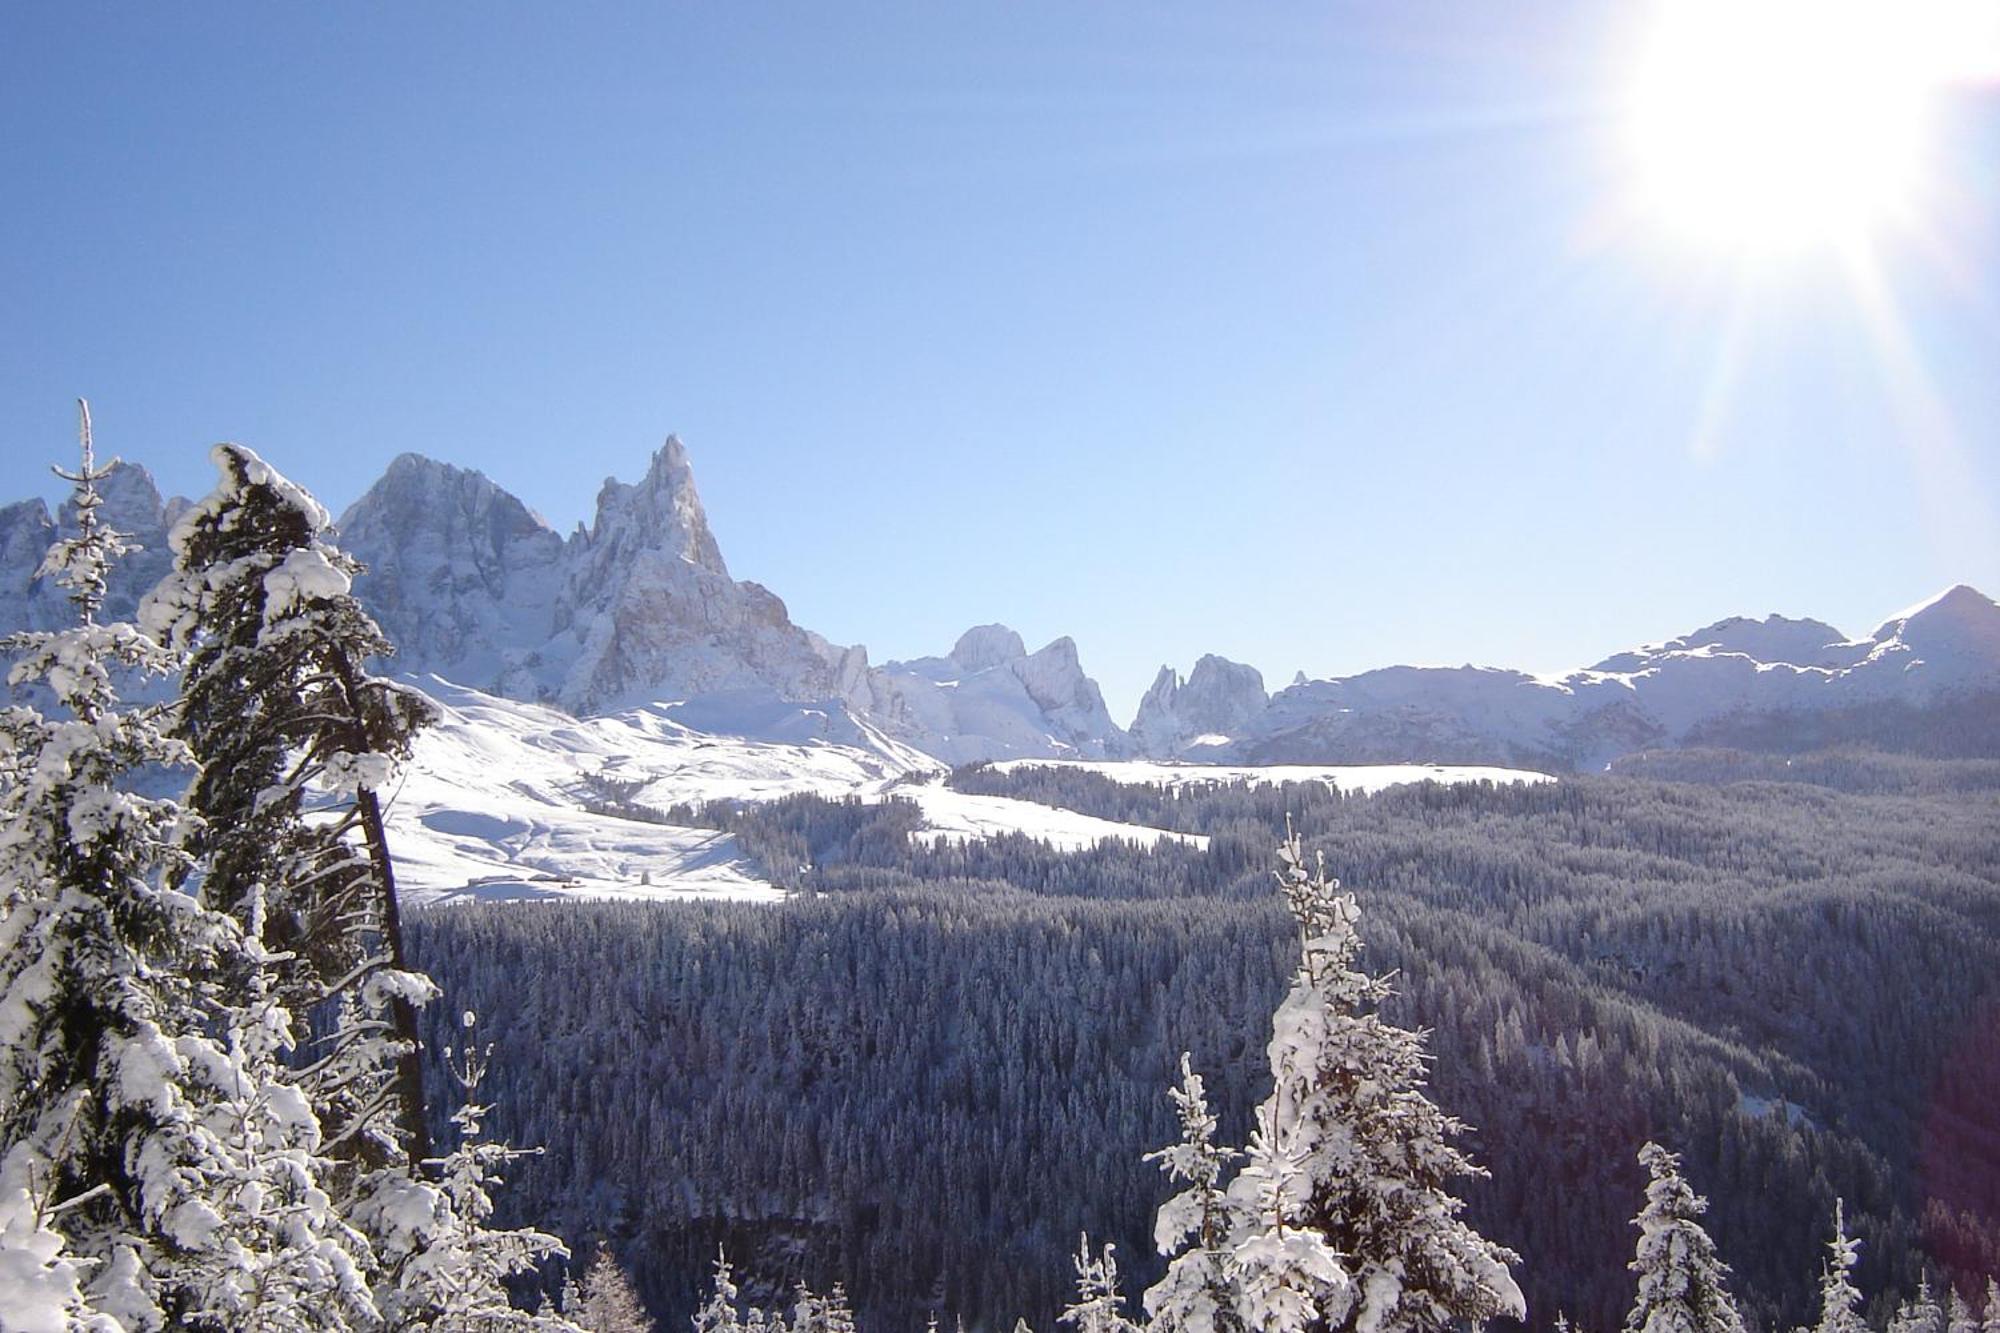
[64, 459, 169, 544]
[1866, 584, 2000, 683]
[1128, 653, 1269, 757]
[1871, 583, 2000, 643]
[581, 435, 727, 579]
[1592, 612, 1852, 673]
[950, 624, 1029, 673]
[338, 453, 568, 687]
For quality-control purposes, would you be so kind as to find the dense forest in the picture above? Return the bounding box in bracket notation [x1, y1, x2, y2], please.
[411, 755, 2000, 1333]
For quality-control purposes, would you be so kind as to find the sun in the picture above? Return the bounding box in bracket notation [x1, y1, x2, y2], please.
[1625, 0, 1972, 254]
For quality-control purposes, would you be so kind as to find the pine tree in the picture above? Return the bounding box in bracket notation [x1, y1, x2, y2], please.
[1813, 1202, 1868, 1333]
[1978, 1279, 1998, 1333]
[140, 441, 438, 1168]
[1059, 1233, 1139, 1333]
[1144, 1053, 1248, 1333]
[1230, 826, 1524, 1333]
[0, 410, 375, 1329]
[572, 1241, 652, 1332]
[1623, 1142, 1745, 1333]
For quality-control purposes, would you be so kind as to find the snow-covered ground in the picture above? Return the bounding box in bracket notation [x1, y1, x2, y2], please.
[988, 758, 1555, 795]
[385, 678, 1551, 905]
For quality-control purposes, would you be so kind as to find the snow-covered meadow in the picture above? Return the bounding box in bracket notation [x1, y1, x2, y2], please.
[384, 677, 1554, 904]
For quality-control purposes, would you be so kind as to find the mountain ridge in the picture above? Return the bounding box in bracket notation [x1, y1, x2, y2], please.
[2, 439, 1994, 769]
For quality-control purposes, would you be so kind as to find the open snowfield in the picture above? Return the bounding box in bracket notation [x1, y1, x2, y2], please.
[385, 678, 1551, 904]
[988, 758, 1556, 795]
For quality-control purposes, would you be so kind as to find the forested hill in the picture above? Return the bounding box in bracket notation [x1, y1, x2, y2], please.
[409, 757, 2000, 1333]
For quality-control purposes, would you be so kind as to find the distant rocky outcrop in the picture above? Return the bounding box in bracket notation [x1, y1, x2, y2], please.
[1128, 655, 1268, 758]
[0, 459, 177, 633]
[1138, 587, 2000, 769]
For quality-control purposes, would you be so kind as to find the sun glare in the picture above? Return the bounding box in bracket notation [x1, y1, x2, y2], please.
[1627, 0, 1979, 254]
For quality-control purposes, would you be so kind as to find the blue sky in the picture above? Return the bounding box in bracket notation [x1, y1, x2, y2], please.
[4, 3, 1996, 716]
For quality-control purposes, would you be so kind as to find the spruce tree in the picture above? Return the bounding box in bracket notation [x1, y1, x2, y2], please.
[1889, 1279, 1944, 1333]
[371, 1010, 575, 1330]
[1624, 1142, 1745, 1333]
[1144, 1053, 1248, 1333]
[1944, 1287, 1975, 1333]
[1229, 1101, 1350, 1333]
[0, 1151, 113, 1333]
[1978, 1279, 1998, 1333]
[572, 1242, 652, 1332]
[1229, 827, 1524, 1333]
[0, 411, 374, 1329]
[695, 1250, 745, 1333]
[1058, 1233, 1139, 1333]
[1812, 1202, 1868, 1333]
[141, 441, 437, 1167]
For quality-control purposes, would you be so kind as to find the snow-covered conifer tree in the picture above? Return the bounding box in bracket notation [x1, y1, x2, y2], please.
[1944, 1287, 1975, 1333]
[1982, 1280, 2000, 1333]
[1229, 827, 1524, 1333]
[141, 442, 438, 1166]
[369, 1010, 576, 1330]
[1144, 1053, 1248, 1333]
[1059, 1233, 1139, 1333]
[1229, 1101, 1349, 1333]
[1889, 1279, 1944, 1333]
[570, 1242, 652, 1332]
[1812, 1202, 1868, 1333]
[695, 1250, 745, 1333]
[1623, 1142, 1744, 1333]
[0, 1151, 116, 1333]
[0, 410, 375, 1329]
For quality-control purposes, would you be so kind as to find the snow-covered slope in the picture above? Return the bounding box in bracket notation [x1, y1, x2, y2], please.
[383, 677, 1184, 904]
[1138, 586, 2000, 769]
[382, 676, 1558, 902]
[991, 758, 1554, 796]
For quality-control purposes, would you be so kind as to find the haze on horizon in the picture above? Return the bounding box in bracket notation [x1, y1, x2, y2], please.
[3, 1, 1996, 716]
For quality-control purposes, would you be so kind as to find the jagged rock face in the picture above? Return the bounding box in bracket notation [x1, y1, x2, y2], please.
[0, 461, 177, 632]
[871, 628, 1128, 765]
[337, 454, 567, 685]
[327, 437, 1129, 757]
[541, 439, 849, 713]
[1129, 654, 1269, 757]
[5, 438, 1993, 769]
[0, 499, 57, 633]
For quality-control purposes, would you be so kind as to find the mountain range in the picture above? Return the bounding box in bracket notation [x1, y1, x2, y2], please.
[3, 437, 1997, 770]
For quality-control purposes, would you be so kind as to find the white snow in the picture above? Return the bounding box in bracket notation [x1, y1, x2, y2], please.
[988, 758, 1554, 796]
[377, 679, 1561, 906]
[900, 784, 1202, 852]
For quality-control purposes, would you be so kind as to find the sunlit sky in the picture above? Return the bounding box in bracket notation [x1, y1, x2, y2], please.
[4, 3, 1997, 716]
